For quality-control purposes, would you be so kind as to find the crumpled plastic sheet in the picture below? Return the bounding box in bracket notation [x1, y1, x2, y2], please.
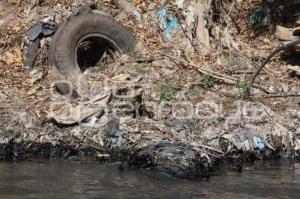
[201, 101, 300, 157]
[205, 126, 300, 156]
[156, 7, 177, 39]
[221, 128, 266, 152]
[48, 91, 111, 125]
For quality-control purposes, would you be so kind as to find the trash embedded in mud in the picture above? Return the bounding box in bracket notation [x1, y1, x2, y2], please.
[49, 91, 111, 125]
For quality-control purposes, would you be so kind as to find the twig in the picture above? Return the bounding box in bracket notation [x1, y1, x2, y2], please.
[175, 11, 196, 49]
[121, 57, 161, 64]
[149, 12, 167, 43]
[191, 82, 237, 98]
[2, 33, 9, 50]
[246, 39, 300, 98]
[160, 52, 236, 83]
[233, 0, 245, 33]
[232, 70, 255, 74]
[159, 51, 270, 94]
[193, 143, 224, 154]
[263, 93, 300, 98]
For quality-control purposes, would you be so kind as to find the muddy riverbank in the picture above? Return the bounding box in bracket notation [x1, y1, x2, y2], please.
[1, 98, 300, 179]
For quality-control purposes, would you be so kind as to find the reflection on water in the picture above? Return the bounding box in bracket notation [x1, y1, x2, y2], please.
[0, 159, 299, 199]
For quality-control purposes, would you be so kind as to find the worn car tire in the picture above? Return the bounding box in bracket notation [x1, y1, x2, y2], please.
[49, 12, 137, 96]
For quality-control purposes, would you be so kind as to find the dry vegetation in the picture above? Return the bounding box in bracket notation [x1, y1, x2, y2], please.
[0, 0, 299, 114]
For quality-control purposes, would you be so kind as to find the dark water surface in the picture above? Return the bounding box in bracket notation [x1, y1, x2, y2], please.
[0, 159, 299, 199]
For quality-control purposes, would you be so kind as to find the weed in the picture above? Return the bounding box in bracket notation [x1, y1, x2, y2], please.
[223, 52, 231, 62]
[155, 84, 177, 101]
[95, 52, 111, 71]
[96, 63, 107, 71]
[135, 64, 149, 75]
[128, 50, 140, 58]
[12, 34, 23, 45]
[237, 81, 251, 98]
[202, 74, 217, 88]
[189, 84, 202, 94]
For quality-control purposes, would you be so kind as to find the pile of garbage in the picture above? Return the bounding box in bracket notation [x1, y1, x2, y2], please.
[0, 0, 300, 179]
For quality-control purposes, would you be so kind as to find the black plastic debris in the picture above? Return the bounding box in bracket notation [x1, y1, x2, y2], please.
[23, 21, 58, 71]
[26, 21, 57, 41]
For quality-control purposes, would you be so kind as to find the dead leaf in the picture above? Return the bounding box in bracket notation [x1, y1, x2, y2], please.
[14, 47, 22, 64]
[0, 47, 23, 65]
[111, 74, 130, 81]
[0, 51, 15, 65]
[287, 65, 300, 75]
